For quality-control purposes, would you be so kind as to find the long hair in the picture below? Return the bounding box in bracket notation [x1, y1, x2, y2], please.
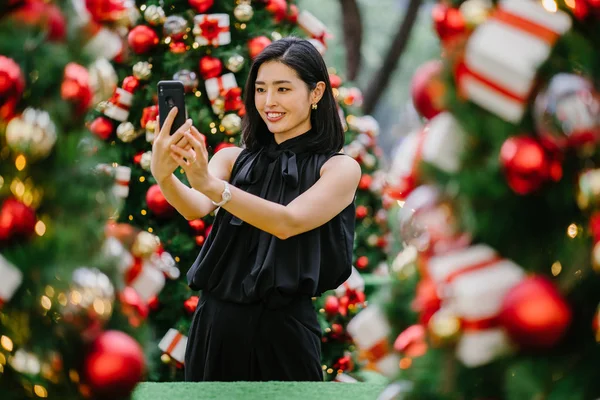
[241, 37, 345, 153]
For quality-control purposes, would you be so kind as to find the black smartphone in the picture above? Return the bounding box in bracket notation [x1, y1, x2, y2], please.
[158, 80, 187, 135]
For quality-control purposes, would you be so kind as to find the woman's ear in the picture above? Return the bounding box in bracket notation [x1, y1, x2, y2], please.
[311, 81, 326, 105]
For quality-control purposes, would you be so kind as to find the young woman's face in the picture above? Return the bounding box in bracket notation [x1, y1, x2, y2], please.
[254, 61, 318, 143]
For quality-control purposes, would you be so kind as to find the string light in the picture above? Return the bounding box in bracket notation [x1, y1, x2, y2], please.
[128, 215, 134, 221]
[567, 223, 579, 238]
[40, 296, 52, 310]
[33, 385, 48, 398]
[175, 256, 180, 262]
[35, 221, 46, 237]
[564, 0, 575, 8]
[148, 227, 154, 233]
[139, 176, 146, 183]
[69, 369, 79, 383]
[0, 175, 3, 189]
[551, 261, 562, 276]
[541, 0, 558, 12]
[194, 91, 202, 97]
[15, 155, 26, 171]
[399, 357, 412, 369]
[45, 286, 55, 297]
[1, 336, 13, 352]
[141, 210, 147, 216]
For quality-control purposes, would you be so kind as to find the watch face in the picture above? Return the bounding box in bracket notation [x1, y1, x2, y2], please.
[223, 191, 232, 201]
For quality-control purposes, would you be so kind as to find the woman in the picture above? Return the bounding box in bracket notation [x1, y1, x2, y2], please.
[150, 37, 361, 382]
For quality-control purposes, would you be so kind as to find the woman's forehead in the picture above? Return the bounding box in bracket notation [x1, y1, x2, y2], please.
[255, 61, 300, 83]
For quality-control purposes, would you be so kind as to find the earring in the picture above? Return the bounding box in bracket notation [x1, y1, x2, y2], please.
[311, 103, 318, 110]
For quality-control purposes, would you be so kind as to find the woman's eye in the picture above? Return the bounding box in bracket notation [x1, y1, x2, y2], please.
[256, 88, 265, 93]
[278, 88, 289, 92]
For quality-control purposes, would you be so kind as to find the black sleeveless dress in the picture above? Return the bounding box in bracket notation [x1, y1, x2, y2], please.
[184, 132, 355, 382]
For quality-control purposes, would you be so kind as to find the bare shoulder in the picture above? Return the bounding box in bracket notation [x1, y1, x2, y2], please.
[320, 153, 361, 179]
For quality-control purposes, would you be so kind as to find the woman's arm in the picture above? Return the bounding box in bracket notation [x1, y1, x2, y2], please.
[201, 155, 361, 239]
[157, 146, 242, 220]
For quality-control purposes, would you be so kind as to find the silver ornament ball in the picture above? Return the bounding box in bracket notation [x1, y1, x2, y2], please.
[5, 108, 57, 161]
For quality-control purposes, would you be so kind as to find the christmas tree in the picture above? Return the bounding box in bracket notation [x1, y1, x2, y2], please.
[349, 0, 600, 398]
[86, 0, 390, 382]
[0, 1, 149, 399]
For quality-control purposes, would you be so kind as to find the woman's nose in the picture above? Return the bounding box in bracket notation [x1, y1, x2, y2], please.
[265, 90, 277, 107]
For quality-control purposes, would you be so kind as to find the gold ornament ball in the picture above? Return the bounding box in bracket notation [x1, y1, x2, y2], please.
[6, 108, 57, 161]
[140, 151, 153, 171]
[144, 5, 166, 25]
[88, 58, 117, 104]
[221, 113, 242, 135]
[132, 231, 161, 258]
[428, 309, 461, 347]
[367, 234, 379, 247]
[226, 54, 245, 73]
[233, 4, 254, 22]
[212, 98, 225, 115]
[459, 0, 493, 29]
[133, 61, 152, 80]
[116, 122, 139, 143]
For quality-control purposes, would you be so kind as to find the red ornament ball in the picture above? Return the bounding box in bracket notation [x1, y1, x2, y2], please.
[432, 3, 466, 44]
[184, 295, 200, 314]
[89, 117, 113, 140]
[61, 63, 93, 113]
[195, 235, 205, 246]
[499, 276, 572, 349]
[11, 0, 66, 41]
[83, 330, 145, 399]
[0, 55, 25, 120]
[411, 60, 445, 120]
[248, 36, 272, 59]
[189, 0, 214, 13]
[119, 287, 149, 328]
[128, 25, 159, 55]
[356, 205, 368, 219]
[146, 184, 175, 217]
[499, 136, 562, 195]
[122, 76, 140, 93]
[189, 219, 205, 233]
[199, 56, 223, 80]
[266, 0, 288, 22]
[329, 73, 342, 89]
[85, 0, 127, 23]
[358, 174, 372, 190]
[133, 151, 144, 164]
[0, 198, 36, 242]
[333, 354, 353, 372]
[324, 295, 340, 316]
[356, 256, 369, 270]
[287, 4, 299, 23]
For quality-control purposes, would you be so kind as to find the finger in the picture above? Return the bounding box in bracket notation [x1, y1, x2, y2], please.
[185, 127, 205, 155]
[154, 116, 160, 140]
[170, 143, 196, 162]
[159, 107, 179, 138]
[190, 126, 208, 159]
[168, 119, 193, 146]
[170, 152, 187, 170]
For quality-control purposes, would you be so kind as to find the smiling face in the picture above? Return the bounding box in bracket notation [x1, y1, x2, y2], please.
[254, 61, 324, 143]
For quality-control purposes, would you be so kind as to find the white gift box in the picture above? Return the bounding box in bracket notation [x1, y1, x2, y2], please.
[346, 306, 400, 377]
[204, 73, 239, 114]
[298, 11, 328, 46]
[390, 112, 465, 185]
[307, 39, 326, 55]
[459, 0, 571, 123]
[103, 88, 132, 122]
[102, 237, 134, 273]
[0, 254, 23, 305]
[85, 27, 122, 61]
[193, 14, 231, 47]
[427, 244, 525, 367]
[158, 328, 188, 364]
[95, 164, 131, 199]
[129, 259, 166, 302]
[335, 266, 365, 296]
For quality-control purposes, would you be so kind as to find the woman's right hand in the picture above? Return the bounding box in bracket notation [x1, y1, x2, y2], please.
[151, 107, 193, 184]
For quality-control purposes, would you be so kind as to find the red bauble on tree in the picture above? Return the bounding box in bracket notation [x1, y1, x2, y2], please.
[569, 0, 600, 20]
[61, 63, 93, 114]
[500, 136, 562, 195]
[146, 184, 175, 217]
[324, 295, 340, 316]
[248, 36, 272, 59]
[411, 60, 445, 120]
[499, 276, 572, 349]
[128, 25, 159, 55]
[266, 0, 288, 22]
[214, 142, 236, 153]
[432, 3, 466, 44]
[287, 4, 299, 23]
[184, 296, 200, 314]
[0, 55, 25, 120]
[195, 235, 205, 246]
[333, 354, 353, 372]
[122, 76, 140, 93]
[189, 0, 214, 13]
[89, 117, 114, 140]
[358, 174, 372, 191]
[189, 219, 205, 233]
[329, 73, 342, 89]
[10, 0, 66, 41]
[85, 0, 127, 23]
[83, 330, 145, 399]
[0, 198, 36, 242]
[119, 287, 149, 328]
[356, 256, 369, 270]
[199, 56, 223, 80]
[356, 205, 368, 219]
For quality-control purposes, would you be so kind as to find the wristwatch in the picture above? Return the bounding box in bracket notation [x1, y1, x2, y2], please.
[211, 181, 232, 207]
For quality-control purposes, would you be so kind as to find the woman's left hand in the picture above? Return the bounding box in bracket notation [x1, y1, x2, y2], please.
[169, 126, 211, 192]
